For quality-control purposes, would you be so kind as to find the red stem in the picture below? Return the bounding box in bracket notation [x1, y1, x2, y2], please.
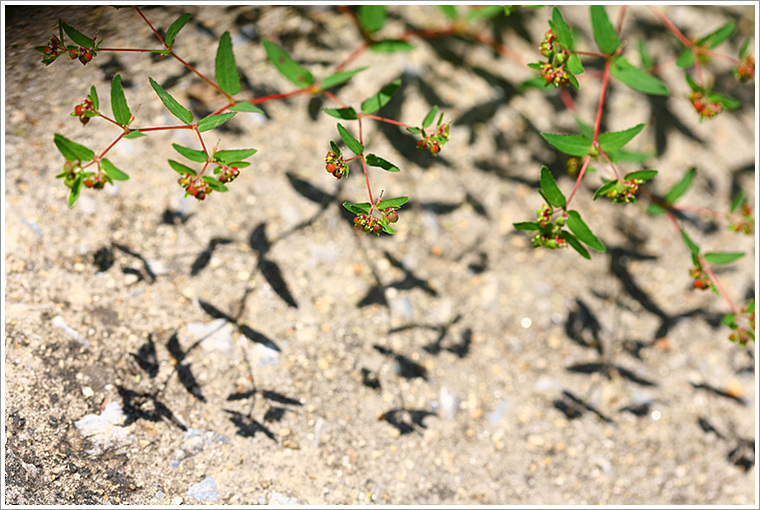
[650, 6, 692, 47]
[135, 6, 166, 47]
[702, 257, 741, 317]
[566, 155, 591, 205]
[592, 59, 613, 142]
[364, 114, 413, 129]
[135, 125, 194, 133]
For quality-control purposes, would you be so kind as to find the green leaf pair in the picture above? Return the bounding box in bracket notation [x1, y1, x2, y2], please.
[541, 123, 646, 157]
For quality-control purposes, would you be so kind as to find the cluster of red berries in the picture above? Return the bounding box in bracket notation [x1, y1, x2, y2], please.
[728, 203, 754, 235]
[416, 121, 450, 155]
[68, 46, 96, 65]
[532, 231, 568, 250]
[728, 303, 755, 346]
[607, 179, 644, 204]
[539, 29, 557, 58]
[353, 207, 399, 235]
[72, 98, 96, 126]
[689, 266, 713, 290]
[37, 34, 98, 66]
[532, 206, 568, 249]
[537, 30, 571, 88]
[734, 55, 755, 83]
[690, 91, 723, 119]
[83, 173, 109, 189]
[215, 165, 240, 184]
[178, 174, 214, 201]
[325, 150, 348, 179]
[536, 203, 553, 228]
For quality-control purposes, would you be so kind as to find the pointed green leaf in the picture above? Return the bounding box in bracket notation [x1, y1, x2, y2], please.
[216, 31, 241, 96]
[377, 196, 409, 209]
[382, 223, 396, 235]
[721, 312, 737, 328]
[566, 210, 605, 252]
[358, 5, 387, 34]
[539, 166, 566, 208]
[566, 53, 584, 75]
[406, 126, 421, 134]
[624, 169, 658, 181]
[197, 112, 236, 132]
[365, 154, 400, 172]
[369, 40, 416, 52]
[320, 67, 368, 90]
[214, 148, 257, 164]
[541, 132, 592, 156]
[330, 141, 341, 156]
[53, 133, 94, 161]
[681, 228, 700, 256]
[590, 5, 620, 54]
[597, 123, 646, 153]
[567, 72, 580, 90]
[561, 231, 591, 259]
[422, 105, 439, 129]
[123, 130, 146, 139]
[549, 7, 573, 50]
[608, 149, 655, 163]
[337, 123, 364, 154]
[730, 190, 745, 213]
[262, 39, 315, 88]
[611, 57, 670, 95]
[439, 5, 458, 19]
[202, 175, 229, 192]
[361, 79, 401, 114]
[699, 22, 735, 49]
[684, 74, 702, 92]
[165, 13, 191, 48]
[229, 102, 265, 114]
[323, 107, 358, 120]
[707, 93, 740, 110]
[513, 221, 540, 231]
[168, 159, 196, 176]
[704, 252, 745, 265]
[110, 74, 131, 126]
[100, 158, 129, 181]
[68, 176, 84, 208]
[466, 5, 504, 20]
[638, 40, 654, 69]
[664, 167, 696, 204]
[172, 143, 207, 162]
[593, 180, 619, 200]
[343, 201, 371, 215]
[573, 116, 595, 139]
[89, 85, 99, 110]
[149, 77, 193, 124]
[61, 21, 93, 48]
[676, 48, 695, 68]
[740, 38, 751, 59]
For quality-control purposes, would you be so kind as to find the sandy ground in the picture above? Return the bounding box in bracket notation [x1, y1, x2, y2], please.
[3, 4, 757, 505]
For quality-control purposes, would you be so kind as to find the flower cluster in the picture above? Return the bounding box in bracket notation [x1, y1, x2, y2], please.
[37, 35, 66, 65]
[83, 173, 109, 189]
[325, 150, 348, 179]
[728, 203, 754, 235]
[537, 30, 571, 88]
[606, 178, 643, 204]
[734, 54, 754, 83]
[72, 97, 96, 126]
[728, 302, 755, 346]
[68, 45, 97, 65]
[416, 121, 451, 155]
[214, 165, 240, 184]
[532, 206, 568, 249]
[689, 265, 713, 290]
[178, 174, 214, 201]
[353, 206, 399, 236]
[690, 90, 723, 119]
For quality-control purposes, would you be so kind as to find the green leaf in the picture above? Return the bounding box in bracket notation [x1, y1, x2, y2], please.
[202, 175, 229, 192]
[549, 7, 574, 50]
[406, 126, 422, 134]
[638, 40, 654, 69]
[513, 221, 540, 231]
[229, 102, 265, 114]
[365, 154, 400, 172]
[61, 21, 93, 48]
[573, 116, 595, 139]
[168, 159, 196, 176]
[539, 166, 566, 208]
[730, 190, 745, 213]
[566, 210, 605, 252]
[561, 231, 591, 259]
[323, 107, 358, 120]
[216, 31, 241, 96]
[110, 74, 131, 126]
[611, 57, 670, 96]
[100, 158, 129, 181]
[681, 229, 700, 256]
[466, 5, 504, 20]
[89, 85, 99, 110]
[699, 22, 735, 49]
[262, 39, 315, 88]
[361, 79, 401, 114]
[684, 74, 702, 92]
[608, 149, 655, 163]
[149, 77, 193, 124]
[337, 123, 364, 154]
[172, 143, 207, 162]
[740, 38, 751, 59]
[377, 196, 409, 209]
[53, 133, 94, 161]
[439, 5, 458, 20]
[165, 13, 191, 48]
[664, 167, 696, 204]
[382, 223, 396, 235]
[541, 132, 592, 156]
[676, 48, 695, 68]
[330, 141, 341, 156]
[343, 201, 371, 215]
[624, 169, 658, 181]
[721, 312, 737, 328]
[707, 93, 740, 110]
[567, 72, 580, 90]
[593, 180, 619, 200]
[358, 5, 387, 34]
[123, 130, 146, 139]
[704, 252, 745, 265]
[422, 105, 439, 129]
[597, 123, 646, 153]
[566, 52, 584, 75]
[590, 5, 620, 54]
[197, 112, 236, 132]
[320, 67, 368, 90]
[214, 148, 257, 164]
[68, 176, 83, 208]
[369, 40, 416, 52]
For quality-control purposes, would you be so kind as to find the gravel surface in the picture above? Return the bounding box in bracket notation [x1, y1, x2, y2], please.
[3, 4, 757, 505]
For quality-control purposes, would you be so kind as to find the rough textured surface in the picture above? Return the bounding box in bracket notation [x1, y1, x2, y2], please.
[3, 5, 756, 505]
